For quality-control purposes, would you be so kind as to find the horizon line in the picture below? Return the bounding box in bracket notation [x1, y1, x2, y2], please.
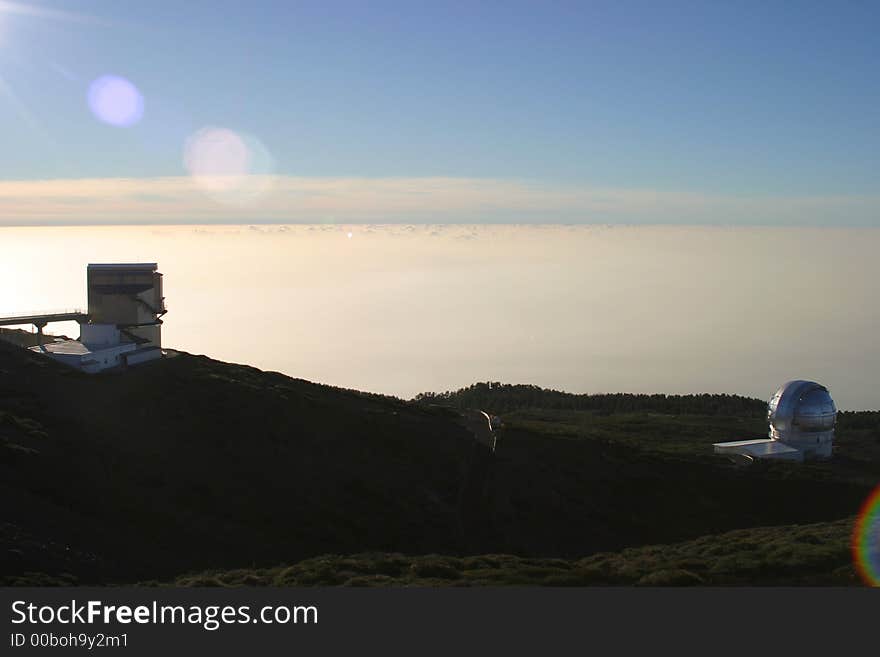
[2, 175, 880, 227]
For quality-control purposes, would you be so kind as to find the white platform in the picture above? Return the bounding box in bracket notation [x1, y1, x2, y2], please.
[713, 438, 804, 462]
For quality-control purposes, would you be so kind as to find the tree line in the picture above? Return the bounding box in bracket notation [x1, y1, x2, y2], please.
[413, 382, 769, 417]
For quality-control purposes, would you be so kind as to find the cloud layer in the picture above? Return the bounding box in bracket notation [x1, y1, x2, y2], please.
[0, 176, 878, 226]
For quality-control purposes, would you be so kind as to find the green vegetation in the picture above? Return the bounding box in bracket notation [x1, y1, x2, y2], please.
[499, 407, 767, 457]
[415, 381, 768, 417]
[165, 517, 859, 587]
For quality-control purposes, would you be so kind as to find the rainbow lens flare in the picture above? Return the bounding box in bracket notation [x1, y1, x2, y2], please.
[853, 485, 880, 586]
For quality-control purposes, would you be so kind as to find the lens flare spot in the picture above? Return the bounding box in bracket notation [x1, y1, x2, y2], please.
[184, 128, 249, 186]
[183, 127, 275, 204]
[853, 485, 880, 586]
[87, 75, 143, 127]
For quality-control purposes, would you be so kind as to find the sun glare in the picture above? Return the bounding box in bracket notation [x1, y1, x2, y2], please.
[0, 0, 106, 26]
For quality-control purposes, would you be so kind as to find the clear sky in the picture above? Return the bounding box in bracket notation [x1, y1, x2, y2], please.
[0, 1, 878, 225]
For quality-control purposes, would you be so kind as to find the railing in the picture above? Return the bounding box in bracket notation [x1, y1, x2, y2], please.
[0, 308, 88, 326]
[0, 308, 86, 319]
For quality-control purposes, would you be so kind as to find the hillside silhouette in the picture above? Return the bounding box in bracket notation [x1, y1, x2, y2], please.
[2, 342, 878, 585]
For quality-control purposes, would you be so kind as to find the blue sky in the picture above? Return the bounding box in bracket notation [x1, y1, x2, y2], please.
[0, 1, 879, 224]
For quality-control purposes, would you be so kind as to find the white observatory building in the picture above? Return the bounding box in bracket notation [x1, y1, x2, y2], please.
[25, 263, 166, 373]
[714, 380, 837, 463]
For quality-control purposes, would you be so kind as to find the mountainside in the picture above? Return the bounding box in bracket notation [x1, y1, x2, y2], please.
[1, 342, 473, 582]
[2, 341, 878, 585]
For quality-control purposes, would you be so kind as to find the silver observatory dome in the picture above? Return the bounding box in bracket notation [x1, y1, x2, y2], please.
[767, 380, 836, 459]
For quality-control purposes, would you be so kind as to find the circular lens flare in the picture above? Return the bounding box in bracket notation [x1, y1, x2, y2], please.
[184, 127, 250, 185]
[853, 485, 880, 586]
[183, 127, 275, 204]
[87, 75, 144, 127]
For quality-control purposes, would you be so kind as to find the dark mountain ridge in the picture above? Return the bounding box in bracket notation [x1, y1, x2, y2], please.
[2, 341, 878, 584]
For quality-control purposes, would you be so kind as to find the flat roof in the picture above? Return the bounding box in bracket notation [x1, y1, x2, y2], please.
[714, 439, 801, 456]
[30, 340, 91, 355]
[88, 263, 157, 271]
[713, 439, 776, 448]
[28, 340, 136, 356]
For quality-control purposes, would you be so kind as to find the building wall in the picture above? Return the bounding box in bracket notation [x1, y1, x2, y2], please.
[786, 434, 834, 460]
[80, 323, 120, 348]
[35, 342, 138, 373]
[88, 294, 140, 326]
[87, 265, 164, 349]
[34, 342, 160, 373]
[126, 324, 162, 347]
[77, 344, 138, 373]
[128, 286, 162, 347]
[124, 347, 162, 367]
[771, 429, 834, 460]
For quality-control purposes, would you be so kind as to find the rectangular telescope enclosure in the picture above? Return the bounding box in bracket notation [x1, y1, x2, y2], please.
[87, 263, 166, 349]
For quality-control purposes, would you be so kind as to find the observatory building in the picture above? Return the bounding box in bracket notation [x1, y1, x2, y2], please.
[714, 380, 837, 463]
[22, 263, 166, 373]
[86, 263, 165, 349]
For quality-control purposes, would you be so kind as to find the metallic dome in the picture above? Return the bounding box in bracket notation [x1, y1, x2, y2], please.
[768, 380, 837, 432]
[767, 380, 836, 458]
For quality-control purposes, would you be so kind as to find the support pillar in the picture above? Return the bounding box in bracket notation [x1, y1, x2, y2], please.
[33, 321, 47, 350]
